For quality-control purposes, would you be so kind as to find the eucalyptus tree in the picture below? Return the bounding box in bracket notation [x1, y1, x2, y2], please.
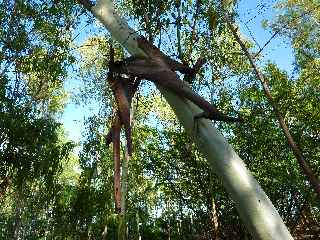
[77, 0, 294, 239]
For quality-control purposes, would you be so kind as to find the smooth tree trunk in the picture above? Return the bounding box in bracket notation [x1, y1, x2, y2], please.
[78, 0, 294, 239]
[226, 19, 320, 200]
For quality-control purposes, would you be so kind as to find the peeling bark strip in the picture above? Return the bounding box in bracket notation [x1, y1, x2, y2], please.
[105, 45, 140, 215]
[112, 117, 121, 213]
[226, 17, 320, 200]
[111, 37, 240, 122]
[113, 56, 240, 122]
[107, 74, 133, 155]
[79, 0, 294, 239]
[105, 73, 139, 155]
[106, 44, 136, 157]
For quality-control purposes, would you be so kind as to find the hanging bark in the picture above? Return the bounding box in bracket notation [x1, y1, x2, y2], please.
[106, 44, 139, 240]
[78, 0, 294, 239]
[112, 53, 240, 122]
[119, 156, 129, 211]
[118, 88, 137, 240]
[226, 18, 320, 200]
[107, 74, 133, 155]
[120, 101, 135, 215]
[112, 117, 122, 213]
[106, 45, 141, 156]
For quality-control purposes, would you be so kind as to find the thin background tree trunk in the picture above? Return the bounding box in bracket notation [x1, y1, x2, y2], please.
[226, 18, 320, 200]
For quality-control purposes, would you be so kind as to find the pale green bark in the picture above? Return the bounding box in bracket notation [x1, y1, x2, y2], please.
[86, 0, 294, 239]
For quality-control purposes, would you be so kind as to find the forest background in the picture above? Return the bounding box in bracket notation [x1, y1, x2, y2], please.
[0, 0, 319, 239]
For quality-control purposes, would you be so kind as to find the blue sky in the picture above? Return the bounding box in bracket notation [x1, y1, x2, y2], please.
[60, 0, 295, 148]
[237, 0, 294, 71]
